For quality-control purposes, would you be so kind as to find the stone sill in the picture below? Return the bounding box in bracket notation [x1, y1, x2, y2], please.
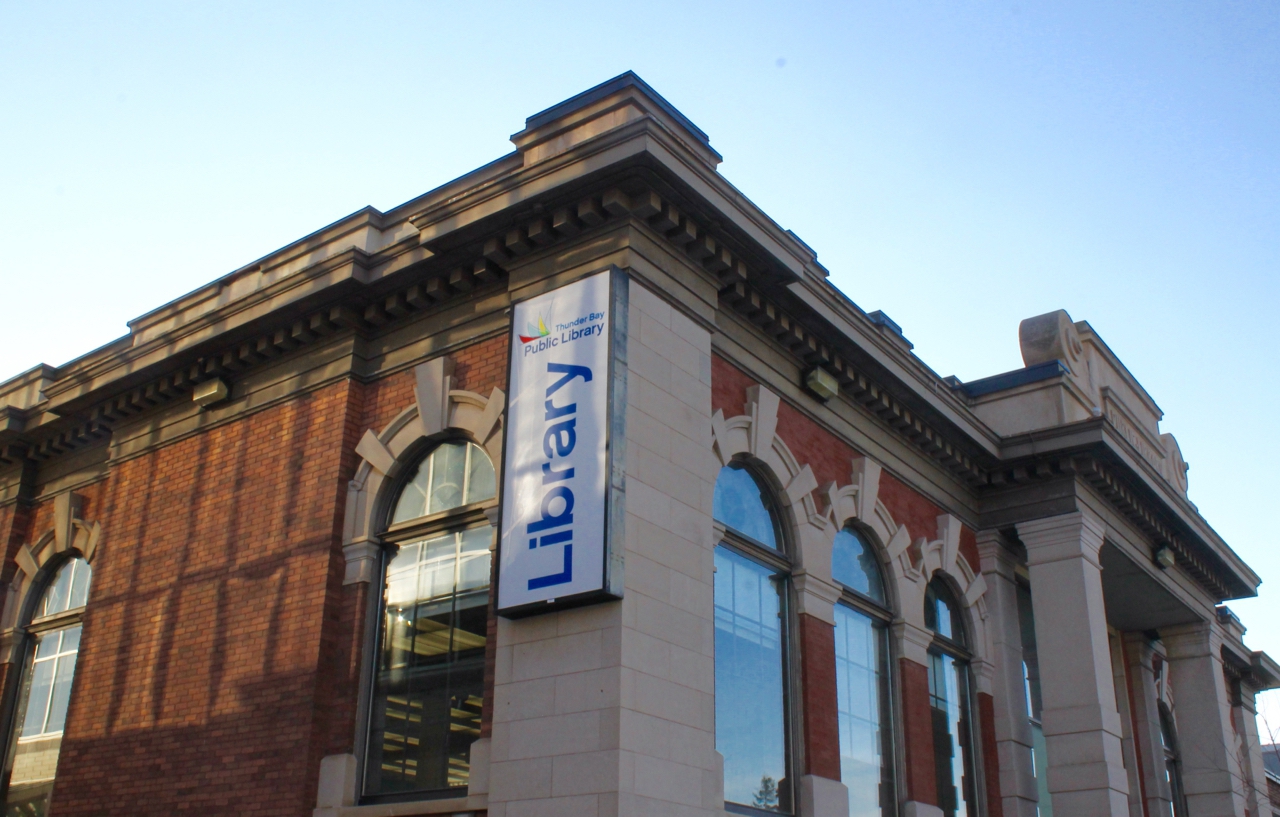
[313, 793, 486, 817]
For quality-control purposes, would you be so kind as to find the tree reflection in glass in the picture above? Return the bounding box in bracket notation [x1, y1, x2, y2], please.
[714, 546, 788, 812]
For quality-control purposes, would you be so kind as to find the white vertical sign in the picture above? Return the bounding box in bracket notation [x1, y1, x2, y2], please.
[497, 269, 623, 614]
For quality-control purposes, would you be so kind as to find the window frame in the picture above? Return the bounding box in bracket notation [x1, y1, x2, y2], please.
[831, 523, 899, 817]
[923, 575, 983, 817]
[713, 460, 800, 816]
[1, 554, 93, 814]
[358, 435, 499, 805]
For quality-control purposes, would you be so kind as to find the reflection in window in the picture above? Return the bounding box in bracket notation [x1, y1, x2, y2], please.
[925, 577, 977, 817]
[392, 441, 496, 524]
[714, 547, 789, 813]
[834, 604, 891, 817]
[365, 440, 496, 802]
[3, 557, 93, 817]
[1016, 582, 1051, 816]
[924, 579, 966, 647]
[37, 558, 91, 619]
[1159, 704, 1185, 817]
[713, 464, 779, 549]
[20, 627, 82, 740]
[832, 526, 885, 605]
[929, 651, 976, 817]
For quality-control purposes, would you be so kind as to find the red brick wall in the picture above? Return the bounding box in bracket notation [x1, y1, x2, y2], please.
[451, 334, 508, 397]
[360, 334, 509, 436]
[711, 355, 980, 572]
[49, 378, 360, 817]
[900, 658, 938, 806]
[798, 613, 841, 780]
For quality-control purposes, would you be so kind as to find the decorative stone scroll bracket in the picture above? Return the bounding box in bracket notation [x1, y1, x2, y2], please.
[343, 356, 506, 585]
[0, 491, 102, 656]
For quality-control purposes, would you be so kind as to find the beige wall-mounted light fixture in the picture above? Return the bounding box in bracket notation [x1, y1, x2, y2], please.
[192, 378, 229, 408]
[804, 367, 839, 402]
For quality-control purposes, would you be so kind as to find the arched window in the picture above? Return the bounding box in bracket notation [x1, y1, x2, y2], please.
[363, 440, 496, 801]
[831, 525, 895, 817]
[713, 462, 792, 813]
[1158, 704, 1186, 817]
[3, 556, 93, 816]
[713, 462, 781, 550]
[924, 577, 979, 817]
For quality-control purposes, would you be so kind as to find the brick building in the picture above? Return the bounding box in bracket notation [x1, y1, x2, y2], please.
[0, 73, 1275, 817]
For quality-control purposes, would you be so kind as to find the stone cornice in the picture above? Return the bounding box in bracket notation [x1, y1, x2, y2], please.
[0, 74, 1255, 612]
[979, 420, 1253, 601]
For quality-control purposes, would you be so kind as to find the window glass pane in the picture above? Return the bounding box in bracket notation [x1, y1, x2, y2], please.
[418, 533, 459, 603]
[45, 645, 80, 734]
[20, 655, 54, 737]
[40, 561, 75, 618]
[924, 579, 965, 646]
[832, 527, 885, 604]
[1016, 582, 1052, 815]
[34, 632, 58, 661]
[67, 560, 93, 611]
[61, 625, 81, 655]
[385, 543, 421, 609]
[929, 651, 977, 817]
[713, 465, 779, 549]
[428, 442, 468, 515]
[714, 546, 788, 812]
[365, 520, 492, 799]
[391, 463, 431, 525]
[456, 526, 492, 593]
[835, 605, 890, 817]
[465, 445, 496, 505]
[392, 442, 495, 524]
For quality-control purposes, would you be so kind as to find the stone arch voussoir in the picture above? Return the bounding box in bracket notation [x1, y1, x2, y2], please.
[343, 355, 506, 584]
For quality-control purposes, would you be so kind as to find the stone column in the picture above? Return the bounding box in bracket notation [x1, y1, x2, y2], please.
[1120, 634, 1173, 817]
[1016, 511, 1129, 816]
[1162, 620, 1248, 817]
[976, 530, 1040, 817]
[1235, 681, 1273, 817]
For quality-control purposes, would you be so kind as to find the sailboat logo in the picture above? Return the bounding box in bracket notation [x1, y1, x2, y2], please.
[518, 313, 552, 344]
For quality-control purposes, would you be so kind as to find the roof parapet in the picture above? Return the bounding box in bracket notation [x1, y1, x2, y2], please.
[967, 309, 1191, 498]
[510, 71, 722, 170]
[0, 364, 58, 411]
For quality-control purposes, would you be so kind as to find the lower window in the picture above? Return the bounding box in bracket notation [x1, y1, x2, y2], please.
[928, 650, 978, 817]
[363, 526, 490, 799]
[834, 605, 892, 817]
[714, 545, 791, 813]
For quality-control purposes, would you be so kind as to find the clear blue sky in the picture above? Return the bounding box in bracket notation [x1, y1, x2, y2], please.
[3, 2, 1278, 725]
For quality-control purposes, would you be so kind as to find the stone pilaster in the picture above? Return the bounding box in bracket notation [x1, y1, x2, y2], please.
[1119, 634, 1173, 817]
[1235, 682, 1273, 817]
[1016, 511, 1129, 816]
[1162, 620, 1248, 817]
[486, 278, 723, 817]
